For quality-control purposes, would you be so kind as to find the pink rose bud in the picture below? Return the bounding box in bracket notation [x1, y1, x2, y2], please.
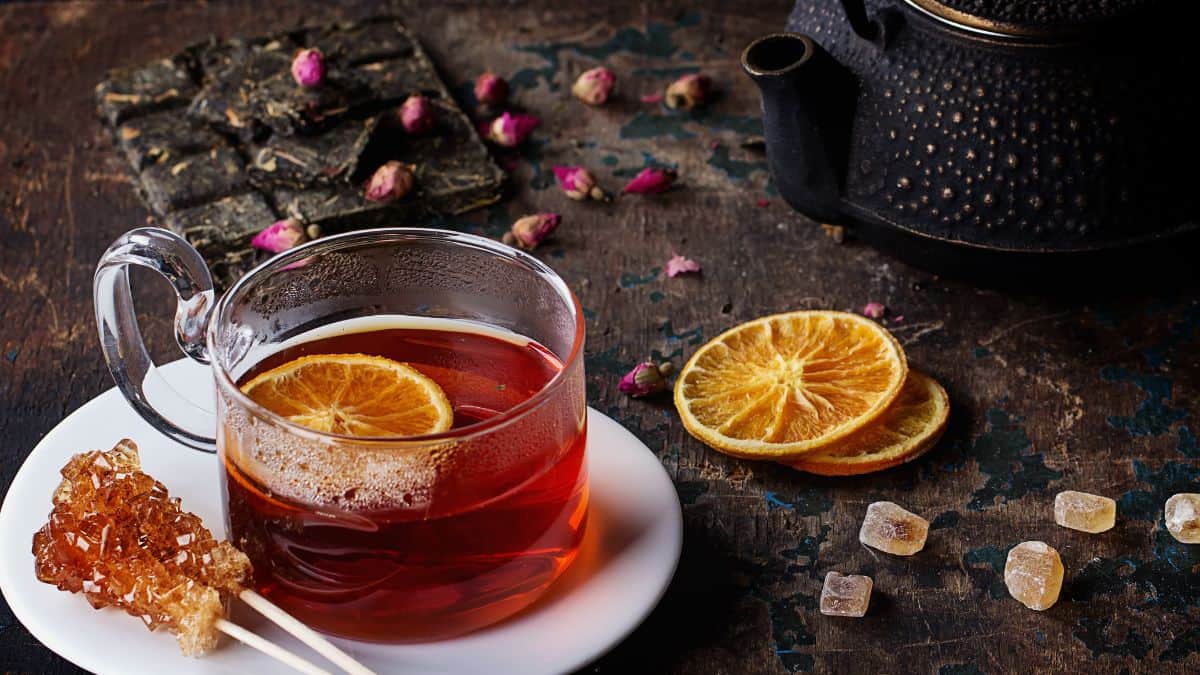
[474, 72, 509, 106]
[364, 161, 415, 203]
[640, 92, 664, 104]
[619, 361, 676, 397]
[502, 213, 560, 250]
[291, 48, 326, 88]
[553, 165, 607, 201]
[251, 219, 308, 253]
[399, 95, 434, 134]
[621, 167, 676, 195]
[665, 254, 701, 277]
[571, 66, 616, 105]
[665, 73, 712, 110]
[487, 112, 541, 147]
[862, 302, 886, 319]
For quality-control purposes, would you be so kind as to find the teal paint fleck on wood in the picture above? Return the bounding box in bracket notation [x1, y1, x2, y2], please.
[1117, 460, 1200, 521]
[659, 320, 703, 346]
[707, 144, 767, 182]
[1101, 366, 1187, 436]
[619, 110, 764, 141]
[1073, 617, 1153, 659]
[619, 267, 661, 288]
[512, 11, 702, 92]
[633, 65, 700, 78]
[963, 408, 1062, 510]
[962, 545, 1011, 599]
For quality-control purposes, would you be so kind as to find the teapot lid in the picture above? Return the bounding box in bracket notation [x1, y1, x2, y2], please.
[904, 0, 1154, 39]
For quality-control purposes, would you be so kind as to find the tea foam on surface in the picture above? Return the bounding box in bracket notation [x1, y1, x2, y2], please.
[218, 315, 584, 515]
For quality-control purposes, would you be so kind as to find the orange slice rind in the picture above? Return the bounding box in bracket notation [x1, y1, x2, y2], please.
[674, 311, 908, 459]
[783, 370, 949, 475]
[240, 353, 453, 437]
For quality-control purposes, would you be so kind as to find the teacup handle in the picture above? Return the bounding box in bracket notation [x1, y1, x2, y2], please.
[94, 227, 218, 452]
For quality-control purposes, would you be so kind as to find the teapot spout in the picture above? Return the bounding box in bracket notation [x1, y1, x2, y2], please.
[742, 34, 856, 224]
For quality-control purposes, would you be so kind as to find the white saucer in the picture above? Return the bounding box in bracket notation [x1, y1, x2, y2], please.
[0, 359, 682, 675]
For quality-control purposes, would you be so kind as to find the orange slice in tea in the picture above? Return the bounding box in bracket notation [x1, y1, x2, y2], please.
[240, 353, 453, 437]
[783, 371, 950, 475]
[674, 311, 907, 459]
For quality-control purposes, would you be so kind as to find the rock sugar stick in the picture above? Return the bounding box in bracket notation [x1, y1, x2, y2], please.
[32, 440, 374, 674]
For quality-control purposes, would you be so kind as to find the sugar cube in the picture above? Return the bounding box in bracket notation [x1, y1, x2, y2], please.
[1165, 493, 1200, 544]
[858, 501, 928, 555]
[1004, 541, 1063, 611]
[1054, 490, 1116, 533]
[819, 572, 872, 617]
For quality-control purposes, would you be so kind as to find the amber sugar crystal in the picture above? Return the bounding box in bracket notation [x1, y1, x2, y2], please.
[1054, 490, 1116, 533]
[1004, 541, 1063, 611]
[32, 440, 251, 655]
[858, 501, 929, 555]
[820, 572, 872, 617]
[1164, 493, 1200, 543]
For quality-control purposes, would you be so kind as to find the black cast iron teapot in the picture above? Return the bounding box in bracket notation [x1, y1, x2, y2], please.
[743, 0, 1198, 275]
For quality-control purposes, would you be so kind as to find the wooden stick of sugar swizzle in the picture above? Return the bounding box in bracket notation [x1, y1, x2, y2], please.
[239, 589, 377, 675]
[215, 619, 332, 675]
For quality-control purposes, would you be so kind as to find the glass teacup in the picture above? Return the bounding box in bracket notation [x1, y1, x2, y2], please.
[94, 227, 588, 641]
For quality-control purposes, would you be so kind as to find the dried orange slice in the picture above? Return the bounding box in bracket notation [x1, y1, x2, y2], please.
[784, 371, 949, 475]
[240, 353, 453, 437]
[674, 311, 907, 459]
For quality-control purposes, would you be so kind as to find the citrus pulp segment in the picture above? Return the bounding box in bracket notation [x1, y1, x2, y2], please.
[240, 353, 454, 437]
[674, 311, 908, 459]
[784, 371, 949, 475]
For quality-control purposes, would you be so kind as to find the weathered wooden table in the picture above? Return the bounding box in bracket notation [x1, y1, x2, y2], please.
[2, 2, 1197, 673]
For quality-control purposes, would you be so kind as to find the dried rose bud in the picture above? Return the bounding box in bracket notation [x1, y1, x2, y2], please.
[291, 48, 326, 88]
[474, 72, 509, 106]
[399, 95, 434, 134]
[622, 167, 676, 195]
[619, 361, 676, 397]
[862, 302, 886, 319]
[487, 112, 541, 147]
[553, 165, 607, 201]
[364, 161, 415, 203]
[502, 213, 561, 251]
[665, 254, 701, 278]
[665, 73, 712, 110]
[572, 67, 616, 105]
[641, 92, 664, 104]
[251, 219, 307, 253]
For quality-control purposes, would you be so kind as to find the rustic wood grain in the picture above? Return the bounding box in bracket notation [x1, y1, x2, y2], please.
[1, 2, 1198, 674]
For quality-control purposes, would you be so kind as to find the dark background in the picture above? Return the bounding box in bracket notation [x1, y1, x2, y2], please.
[2, 1, 1198, 673]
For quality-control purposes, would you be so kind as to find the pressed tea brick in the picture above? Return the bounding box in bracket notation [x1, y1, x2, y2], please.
[138, 146, 247, 215]
[307, 17, 418, 66]
[248, 115, 380, 188]
[186, 38, 296, 139]
[99, 16, 504, 283]
[95, 57, 197, 125]
[165, 192, 276, 288]
[116, 109, 223, 171]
